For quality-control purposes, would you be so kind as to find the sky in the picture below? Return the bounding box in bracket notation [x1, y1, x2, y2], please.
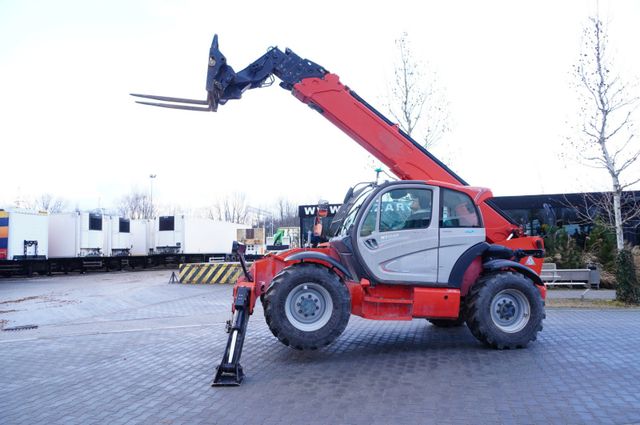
[1, 0, 639, 214]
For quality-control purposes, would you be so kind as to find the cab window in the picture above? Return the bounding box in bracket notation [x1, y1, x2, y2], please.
[359, 198, 379, 237]
[378, 188, 432, 232]
[441, 189, 481, 228]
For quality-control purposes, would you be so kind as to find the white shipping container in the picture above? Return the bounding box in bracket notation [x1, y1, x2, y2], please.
[0, 209, 49, 260]
[49, 212, 106, 257]
[103, 216, 132, 256]
[155, 215, 249, 254]
[130, 219, 155, 256]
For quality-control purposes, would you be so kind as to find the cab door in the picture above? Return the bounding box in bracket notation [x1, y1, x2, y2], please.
[356, 184, 440, 284]
[437, 188, 486, 283]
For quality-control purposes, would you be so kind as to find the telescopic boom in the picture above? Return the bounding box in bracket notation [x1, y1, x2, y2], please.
[132, 35, 521, 243]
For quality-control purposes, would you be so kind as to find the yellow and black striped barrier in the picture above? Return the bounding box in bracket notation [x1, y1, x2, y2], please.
[178, 262, 248, 284]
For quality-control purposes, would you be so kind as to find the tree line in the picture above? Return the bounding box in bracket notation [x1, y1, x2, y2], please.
[8, 189, 302, 233]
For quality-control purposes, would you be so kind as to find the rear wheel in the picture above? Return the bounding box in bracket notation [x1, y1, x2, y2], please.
[264, 264, 351, 350]
[465, 272, 544, 349]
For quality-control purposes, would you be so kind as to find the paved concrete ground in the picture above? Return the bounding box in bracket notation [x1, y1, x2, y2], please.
[1, 271, 639, 425]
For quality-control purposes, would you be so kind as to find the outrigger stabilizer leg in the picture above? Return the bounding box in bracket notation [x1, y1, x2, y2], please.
[212, 286, 251, 386]
[212, 242, 253, 386]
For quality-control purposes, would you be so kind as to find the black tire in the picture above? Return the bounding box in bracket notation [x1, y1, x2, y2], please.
[465, 272, 544, 349]
[428, 316, 466, 328]
[263, 263, 351, 350]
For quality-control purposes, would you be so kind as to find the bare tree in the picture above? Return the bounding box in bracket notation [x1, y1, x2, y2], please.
[242, 198, 300, 234]
[274, 197, 298, 227]
[388, 32, 450, 149]
[209, 192, 250, 224]
[118, 189, 155, 219]
[563, 191, 640, 239]
[569, 17, 640, 250]
[28, 193, 68, 213]
[246, 206, 274, 234]
[157, 203, 187, 217]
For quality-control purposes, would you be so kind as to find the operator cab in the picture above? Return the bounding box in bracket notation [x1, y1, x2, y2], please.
[330, 181, 486, 286]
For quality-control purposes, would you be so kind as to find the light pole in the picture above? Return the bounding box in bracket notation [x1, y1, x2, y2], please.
[149, 174, 157, 217]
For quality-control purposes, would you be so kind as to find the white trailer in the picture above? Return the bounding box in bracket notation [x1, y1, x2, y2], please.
[104, 216, 132, 256]
[130, 219, 155, 256]
[0, 209, 49, 260]
[49, 212, 106, 257]
[155, 215, 249, 256]
[0, 212, 262, 277]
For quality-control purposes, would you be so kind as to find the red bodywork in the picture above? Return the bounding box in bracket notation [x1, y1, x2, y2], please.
[233, 73, 546, 319]
[235, 248, 463, 321]
[235, 247, 546, 322]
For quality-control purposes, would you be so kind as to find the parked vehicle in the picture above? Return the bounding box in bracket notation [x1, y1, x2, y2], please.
[0, 208, 48, 260]
[155, 215, 247, 259]
[134, 35, 547, 386]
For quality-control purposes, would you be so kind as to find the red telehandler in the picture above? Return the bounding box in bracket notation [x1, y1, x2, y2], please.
[133, 35, 546, 386]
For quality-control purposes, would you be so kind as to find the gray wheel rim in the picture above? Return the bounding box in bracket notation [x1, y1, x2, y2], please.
[285, 282, 333, 332]
[490, 289, 531, 333]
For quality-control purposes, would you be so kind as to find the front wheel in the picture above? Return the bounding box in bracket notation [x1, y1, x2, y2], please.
[465, 272, 544, 349]
[264, 264, 351, 350]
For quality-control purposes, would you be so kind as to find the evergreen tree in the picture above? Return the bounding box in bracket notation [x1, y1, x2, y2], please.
[615, 249, 640, 304]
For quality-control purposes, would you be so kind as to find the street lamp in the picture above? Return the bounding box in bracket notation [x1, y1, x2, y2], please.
[149, 174, 157, 217]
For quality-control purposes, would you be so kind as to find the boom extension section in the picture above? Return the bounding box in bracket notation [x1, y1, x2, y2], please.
[132, 34, 523, 243]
